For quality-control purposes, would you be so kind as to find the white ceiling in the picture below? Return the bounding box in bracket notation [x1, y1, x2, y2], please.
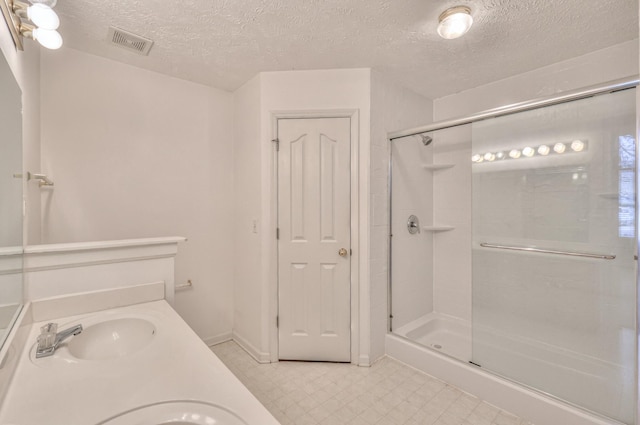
[54, 0, 638, 99]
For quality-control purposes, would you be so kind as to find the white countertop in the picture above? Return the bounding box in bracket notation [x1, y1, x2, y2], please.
[0, 301, 280, 425]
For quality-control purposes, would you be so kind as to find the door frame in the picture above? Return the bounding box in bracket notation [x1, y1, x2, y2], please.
[269, 109, 360, 364]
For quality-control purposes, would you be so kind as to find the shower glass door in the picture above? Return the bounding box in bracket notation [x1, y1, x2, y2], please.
[471, 88, 637, 424]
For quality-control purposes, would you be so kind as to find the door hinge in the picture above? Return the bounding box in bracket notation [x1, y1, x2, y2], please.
[271, 138, 279, 151]
[276, 315, 279, 328]
[276, 228, 280, 239]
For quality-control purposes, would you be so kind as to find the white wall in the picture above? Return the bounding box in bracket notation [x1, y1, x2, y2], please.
[232, 74, 264, 356]
[261, 69, 372, 364]
[39, 48, 235, 344]
[435, 40, 639, 121]
[371, 70, 433, 361]
[230, 69, 373, 362]
[230, 69, 433, 365]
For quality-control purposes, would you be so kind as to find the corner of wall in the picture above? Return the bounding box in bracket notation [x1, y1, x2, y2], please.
[369, 71, 434, 362]
[232, 73, 265, 355]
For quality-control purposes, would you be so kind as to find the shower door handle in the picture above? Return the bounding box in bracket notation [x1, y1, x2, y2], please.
[338, 248, 348, 257]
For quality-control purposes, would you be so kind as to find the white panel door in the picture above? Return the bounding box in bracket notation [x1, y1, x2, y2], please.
[278, 117, 351, 362]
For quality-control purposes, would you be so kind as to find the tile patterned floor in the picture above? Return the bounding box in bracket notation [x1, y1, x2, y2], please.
[211, 341, 534, 425]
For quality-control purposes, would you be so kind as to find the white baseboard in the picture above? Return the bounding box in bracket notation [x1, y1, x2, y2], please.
[232, 330, 271, 364]
[358, 354, 371, 367]
[203, 331, 233, 347]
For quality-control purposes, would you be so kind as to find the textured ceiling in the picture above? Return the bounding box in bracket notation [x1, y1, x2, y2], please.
[54, 0, 638, 99]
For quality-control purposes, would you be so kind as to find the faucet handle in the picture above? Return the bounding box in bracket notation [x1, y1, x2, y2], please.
[37, 323, 58, 350]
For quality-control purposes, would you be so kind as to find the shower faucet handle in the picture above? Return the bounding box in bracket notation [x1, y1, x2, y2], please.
[407, 215, 421, 234]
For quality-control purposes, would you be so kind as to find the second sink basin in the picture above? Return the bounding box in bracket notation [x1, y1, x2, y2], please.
[97, 401, 248, 425]
[67, 317, 156, 361]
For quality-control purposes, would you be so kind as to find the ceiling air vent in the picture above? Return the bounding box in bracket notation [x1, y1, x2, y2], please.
[107, 27, 154, 56]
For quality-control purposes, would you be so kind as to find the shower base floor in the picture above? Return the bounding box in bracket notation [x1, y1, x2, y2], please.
[393, 313, 634, 424]
[394, 312, 472, 361]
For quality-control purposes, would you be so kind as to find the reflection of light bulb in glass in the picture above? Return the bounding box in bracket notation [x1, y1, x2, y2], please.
[522, 147, 535, 157]
[471, 154, 482, 163]
[496, 151, 504, 159]
[572, 173, 579, 180]
[553, 143, 566, 154]
[537, 145, 550, 155]
[509, 149, 521, 159]
[484, 152, 495, 162]
[571, 140, 585, 152]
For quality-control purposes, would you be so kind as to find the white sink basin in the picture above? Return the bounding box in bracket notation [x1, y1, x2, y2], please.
[97, 401, 248, 425]
[67, 318, 156, 361]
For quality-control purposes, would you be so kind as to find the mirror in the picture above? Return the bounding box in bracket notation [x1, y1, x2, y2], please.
[0, 50, 23, 351]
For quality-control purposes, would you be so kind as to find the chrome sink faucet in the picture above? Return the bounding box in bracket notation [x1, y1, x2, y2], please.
[36, 322, 83, 358]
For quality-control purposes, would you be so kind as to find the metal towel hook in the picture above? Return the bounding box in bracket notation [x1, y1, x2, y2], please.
[27, 172, 54, 187]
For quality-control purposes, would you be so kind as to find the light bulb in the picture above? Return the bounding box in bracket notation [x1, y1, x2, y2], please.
[471, 154, 482, 163]
[32, 28, 63, 49]
[570, 140, 584, 152]
[537, 145, 550, 156]
[553, 143, 566, 154]
[437, 6, 473, 39]
[496, 152, 504, 159]
[27, 3, 59, 30]
[522, 147, 535, 157]
[29, 0, 57, 6]
[509, 149, 521, 159]
[484, 152, 495, 162]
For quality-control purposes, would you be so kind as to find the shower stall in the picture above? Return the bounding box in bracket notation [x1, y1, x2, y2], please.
[387, 79, 638, 425]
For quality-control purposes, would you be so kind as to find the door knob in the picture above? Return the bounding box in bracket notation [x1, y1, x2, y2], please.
[338, 248, 348, 257]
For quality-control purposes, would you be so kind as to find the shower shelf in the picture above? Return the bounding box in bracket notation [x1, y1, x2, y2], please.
[422, 164, 455, 171]
[598, 192, 618, 199]
[423, 225, 455, 232]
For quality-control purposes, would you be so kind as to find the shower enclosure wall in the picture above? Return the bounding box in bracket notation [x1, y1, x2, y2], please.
[388, 81, 637, 425]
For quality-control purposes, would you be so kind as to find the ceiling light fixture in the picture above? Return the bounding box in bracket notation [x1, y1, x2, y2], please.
[29, 0, 56, 6]
[0, 0, 62, 50]
[437, 6, 473, 40]
[14, 2, 58, 29]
